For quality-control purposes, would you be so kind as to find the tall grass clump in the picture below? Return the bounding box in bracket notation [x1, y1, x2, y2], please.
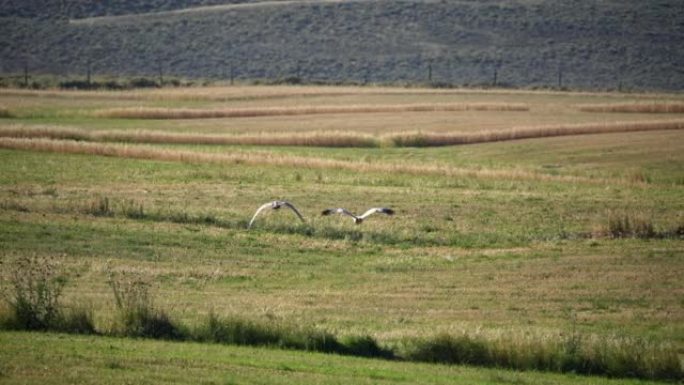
[84, 196, 113, 217]
[592, 211, 659, 238]
[402, 330, 682, 381]
[593, 211, 684, 239]
[192, 312, 391, 357]
[342, 335, 395, 359]
[192, 311, 345, 353]
[606, 213, 655, 238]
[405, 333, 490, 365]
[0, 254, 95, 333]
[0, 254, 64, 330]
[107, 269, 184, 340]
[120, 199, 145, 219]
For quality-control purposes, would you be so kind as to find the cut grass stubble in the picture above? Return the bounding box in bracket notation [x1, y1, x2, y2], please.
[0, 136, 614, 185]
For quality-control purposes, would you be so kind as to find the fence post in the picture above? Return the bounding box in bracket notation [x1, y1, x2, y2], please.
[23, 61, 29, 88]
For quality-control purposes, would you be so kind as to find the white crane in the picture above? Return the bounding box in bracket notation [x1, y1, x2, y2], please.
[248, 200, 305, 229]
[321, 207, 394, 224]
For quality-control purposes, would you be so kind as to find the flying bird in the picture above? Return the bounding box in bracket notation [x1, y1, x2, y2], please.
[321, 207, 394, 224]
[248, 200, 305, 229]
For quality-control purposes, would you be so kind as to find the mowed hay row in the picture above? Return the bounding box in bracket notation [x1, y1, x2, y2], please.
[108, 130, 378, 147]
[578, 102, 684, 113]
[0, 125, 378, 148]
[0, 137, 600, 184]
[92, 103, 530, 119]
[2, 119, 683, 149]
[0, 125, 91, 141]
[388, 119, 684, 147]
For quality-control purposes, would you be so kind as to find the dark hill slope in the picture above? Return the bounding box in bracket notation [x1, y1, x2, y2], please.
[0, 0, 249, 19]
[1, 0, 682, 90]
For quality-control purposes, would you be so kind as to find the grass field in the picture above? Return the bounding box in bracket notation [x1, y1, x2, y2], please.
[1, 331, 677, 385]
[0, 85, 683, 383]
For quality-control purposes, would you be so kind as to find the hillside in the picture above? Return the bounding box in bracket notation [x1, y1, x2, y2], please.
[0, 0, 682, 90]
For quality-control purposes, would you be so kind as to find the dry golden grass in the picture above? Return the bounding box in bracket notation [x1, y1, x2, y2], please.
[578, 102, 684, 113]
[0, 125, 88, 141]
[2, 119, 683, 149]
[387, 119, 684, 147]
[92, 103, 530, 120]
[0, 125, 377, 147]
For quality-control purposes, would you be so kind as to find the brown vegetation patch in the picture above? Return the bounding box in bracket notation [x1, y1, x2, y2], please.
[2, 119, 683, 149]
[92, 103, 529, 119]
[388, 120, 684, 147]
[578, 102, 684, 113]
[0, 106, 12, 118]
[0, 125, 377, 148]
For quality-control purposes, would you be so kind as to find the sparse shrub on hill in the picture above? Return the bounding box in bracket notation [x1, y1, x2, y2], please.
[128, 78, 160, 89]
[0, 0, 243, 19]
[58, 77, 162, 90]
[1, 1, 681, 90]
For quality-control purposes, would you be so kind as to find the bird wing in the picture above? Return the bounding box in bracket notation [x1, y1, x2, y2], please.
[380, 207, 395, 215]
[359, 207, 394, 219]
[336, 208, 357, 219]
[322, 207, 357, 218]
[280, 201, 305, 222]
[248, 202, 275, 229]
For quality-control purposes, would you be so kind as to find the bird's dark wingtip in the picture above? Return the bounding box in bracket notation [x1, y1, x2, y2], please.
[321, 209, 333, 216]
[384, 208, 395, 215]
